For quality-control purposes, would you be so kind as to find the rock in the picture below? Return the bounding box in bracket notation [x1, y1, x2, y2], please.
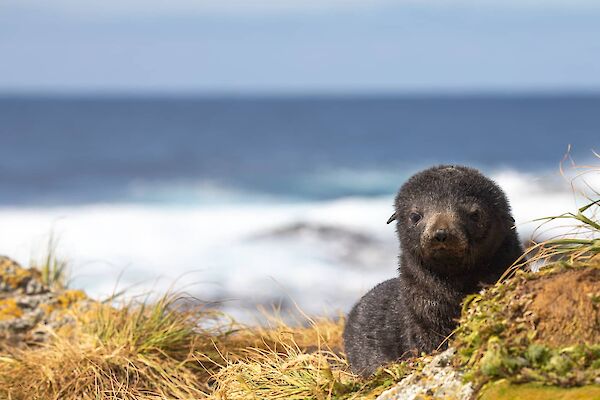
[250, 222, 396, 269]
[0, 256, 88, 347]
[376, 348, 474, 400]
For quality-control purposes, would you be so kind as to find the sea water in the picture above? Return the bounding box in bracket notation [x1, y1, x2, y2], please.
[0, 95, 598, 320]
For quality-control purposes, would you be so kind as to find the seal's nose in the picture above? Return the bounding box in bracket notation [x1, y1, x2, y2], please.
[434, 229, 448, 242]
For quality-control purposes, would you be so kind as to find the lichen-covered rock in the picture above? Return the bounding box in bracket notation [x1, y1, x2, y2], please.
[0, 256, 46, 294]
[376, 348, 473, 400]
[0, 256, 88, 347]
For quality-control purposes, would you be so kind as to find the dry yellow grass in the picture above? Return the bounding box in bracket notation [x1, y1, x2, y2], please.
[211, 344, 351, 399]
[209, 312, 409, 400]
[0, 294, 216, 399]
[0, 291, 352, 400]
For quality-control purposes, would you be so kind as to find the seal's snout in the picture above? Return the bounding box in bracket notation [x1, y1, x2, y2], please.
[425, 213, 458, 244]
[426, 228, 461, 248]
[421, 212, 468, 262]
[433, 229, 448, 242]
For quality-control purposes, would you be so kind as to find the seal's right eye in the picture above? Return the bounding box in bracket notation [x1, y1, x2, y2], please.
[469, 209, 481, 223]
[409, 212, 422, 224]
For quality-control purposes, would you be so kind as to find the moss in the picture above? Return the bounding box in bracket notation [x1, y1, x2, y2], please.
[0, 299, 23, 321]
[452, 261, 600, 388]
[525, 344, 551, 366]
[479, 337, 527, 378]
[479, 381, 600, 400]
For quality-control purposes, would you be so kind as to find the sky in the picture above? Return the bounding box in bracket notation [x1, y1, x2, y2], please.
[1, 0, 600, 94]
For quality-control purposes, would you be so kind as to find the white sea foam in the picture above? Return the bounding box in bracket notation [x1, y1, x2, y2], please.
[0, 168, 597, 321]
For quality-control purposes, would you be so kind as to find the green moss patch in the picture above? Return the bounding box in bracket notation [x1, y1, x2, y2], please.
[479, 381, 600, 400]
[453, 261, 600, 389]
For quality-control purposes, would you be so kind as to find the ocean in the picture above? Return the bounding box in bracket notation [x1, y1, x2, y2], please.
[0, 94, 599, 321]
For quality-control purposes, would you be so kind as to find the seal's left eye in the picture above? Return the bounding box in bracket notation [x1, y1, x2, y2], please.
[409, 212, 422, 224]
[469, 210, 481, 222]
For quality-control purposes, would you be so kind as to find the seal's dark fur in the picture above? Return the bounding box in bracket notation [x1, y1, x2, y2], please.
[343, 165, 523, 376]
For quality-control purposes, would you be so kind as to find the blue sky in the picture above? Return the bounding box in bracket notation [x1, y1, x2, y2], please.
[1, 0, 600, 93]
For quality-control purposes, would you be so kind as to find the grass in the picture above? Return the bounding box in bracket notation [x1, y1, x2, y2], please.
[0, 285, 409, 400]
[211, 313, 410, 400]
[0, 293, 217, 399]
[501, 198, 600, 281]
[502, 159, 600, 280]
[211, 347, 410, 400]
[30, 233, 70, 291]
[0, 286, 360, 399]
[212, 344, 351, 399]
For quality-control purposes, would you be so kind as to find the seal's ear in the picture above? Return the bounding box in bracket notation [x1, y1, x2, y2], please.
[386, 212, 397, 225]
[508, 215, 516, 227]
[502, 215, 516, 229]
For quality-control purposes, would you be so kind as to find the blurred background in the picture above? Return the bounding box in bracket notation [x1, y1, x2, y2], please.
[1, 0, 599, 321]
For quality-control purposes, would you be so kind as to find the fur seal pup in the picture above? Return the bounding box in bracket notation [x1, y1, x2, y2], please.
[343, 165, 523, 376]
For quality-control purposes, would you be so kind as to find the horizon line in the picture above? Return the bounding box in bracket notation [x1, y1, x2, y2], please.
[3, 88, 600, 99]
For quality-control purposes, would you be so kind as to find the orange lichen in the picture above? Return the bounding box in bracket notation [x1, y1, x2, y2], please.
[37, 290, 88, 318]
[0, 299, 23, 321]
[0, 257, 42, 290]
[55, 290, 87, 308]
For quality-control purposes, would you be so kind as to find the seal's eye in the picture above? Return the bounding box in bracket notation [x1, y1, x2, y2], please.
[409, 212, 422, 224]
[469, 209, 481, 223]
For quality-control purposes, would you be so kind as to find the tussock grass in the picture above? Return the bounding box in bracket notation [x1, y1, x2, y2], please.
[0, 293, 404, 400]
[223, 310, 345, 355]
[502, 159, 600, 280]
[0, 331, 207, 399]
[0, 293, 220, 399]
[210, 312, 410, 400]
[0, 291, 361, 400]
[211, 312, 350, 400]
[523, 198, 599, 266]
[30, 233, 69, 290]
[212, 344, 351, 399]
[211, 341, 409, 400]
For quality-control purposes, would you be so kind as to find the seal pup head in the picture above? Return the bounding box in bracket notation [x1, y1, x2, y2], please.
[387, 165, 516, 275]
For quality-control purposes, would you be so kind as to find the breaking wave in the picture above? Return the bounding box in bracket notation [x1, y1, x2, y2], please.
[0, 167, 597, 321]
